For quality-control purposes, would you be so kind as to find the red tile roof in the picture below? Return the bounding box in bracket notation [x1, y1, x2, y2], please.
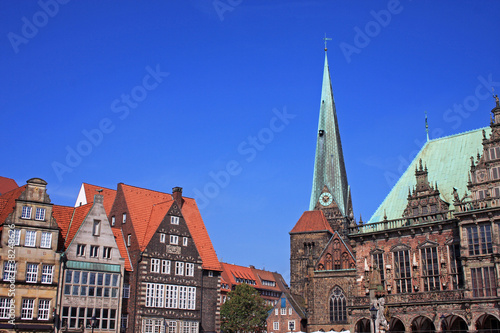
[0, 177, 18, 195]
[251, 266, 283, 292]
[118, 184, 222, 271]
[289, 210, 334, 234]
[53, 203, 92, 249]
[0, 185, 26, 224]
[220, 262, 257, 287]
[82, 183, 116, 215]
[112, 228, 133, 272]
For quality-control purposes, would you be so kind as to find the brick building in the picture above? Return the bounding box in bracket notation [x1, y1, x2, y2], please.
[290, 48, 500, 333]
[267, 292, 306, 333]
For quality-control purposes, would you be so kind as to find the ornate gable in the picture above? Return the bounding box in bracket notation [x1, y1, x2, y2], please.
[403, 159, 449, 221]
[316, 232, 355, 271]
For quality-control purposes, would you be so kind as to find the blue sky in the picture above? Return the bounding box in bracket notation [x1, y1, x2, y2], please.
[2, 1, 500, 282]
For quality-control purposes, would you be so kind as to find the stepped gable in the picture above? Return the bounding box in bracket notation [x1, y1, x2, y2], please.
[370, 127, 488, 223]
[0, 176, 18, 195]
[290, 210, 334, 234]
[112, 228, 133, 271]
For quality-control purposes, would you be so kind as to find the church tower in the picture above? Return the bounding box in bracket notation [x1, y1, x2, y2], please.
[309, 47, 354, 235]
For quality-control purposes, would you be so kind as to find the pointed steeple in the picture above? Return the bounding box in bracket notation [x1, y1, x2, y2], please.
[309, 49, 350, 217]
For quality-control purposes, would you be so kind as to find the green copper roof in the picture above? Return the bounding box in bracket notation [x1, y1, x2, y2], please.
[309, 52, 350, 215]
[369, 127, 488, 223]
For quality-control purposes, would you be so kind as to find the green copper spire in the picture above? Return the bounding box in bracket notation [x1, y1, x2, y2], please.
[309, 50, 350, 216]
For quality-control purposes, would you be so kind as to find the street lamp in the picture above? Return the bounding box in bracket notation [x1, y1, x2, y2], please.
[369, 305, 378, 333]
[91, 315, 97, 333]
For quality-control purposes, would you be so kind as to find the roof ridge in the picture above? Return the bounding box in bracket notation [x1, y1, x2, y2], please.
[83, 183, 116, 191]
[120, 183, 171, 195]
[428, 126, 487, 142]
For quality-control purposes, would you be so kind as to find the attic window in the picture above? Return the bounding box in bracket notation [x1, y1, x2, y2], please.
[35, 208, 46, 221]
[111, 216, 116, 226]
[171, 216, 179, 225]
[93, 220, 101, 236]
[127, 234, 131, 247]
[21, 206, 32, 219]
[122, 213, 127, 224]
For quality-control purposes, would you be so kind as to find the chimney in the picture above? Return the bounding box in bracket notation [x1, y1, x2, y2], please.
[172, 187, 183, 207]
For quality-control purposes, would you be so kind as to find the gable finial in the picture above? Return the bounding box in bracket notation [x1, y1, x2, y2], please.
[425, 111, 430, 142]
[323, 33, 332, 51]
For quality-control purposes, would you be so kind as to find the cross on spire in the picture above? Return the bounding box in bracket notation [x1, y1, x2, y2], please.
[323, 34, 332, 51]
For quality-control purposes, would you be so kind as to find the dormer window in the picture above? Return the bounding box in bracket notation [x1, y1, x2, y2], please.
[21, 206, 32, 219]
[171, 216, 179, 225]
[35, 208, 46, 221]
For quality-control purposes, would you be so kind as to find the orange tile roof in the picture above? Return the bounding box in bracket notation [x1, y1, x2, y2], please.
[0, 185, 26, 224]
[113, 228, 133, 271]
[220, 262, 257, 286]
[289, 210, 334, 234]
[53, 204, 92, 249]
[251, 267, 283, 292]
[181, 197, 222, 271]
[140, 200, 174, 251]
[82, 183, 117, 215]
[0, 177, 18, 195]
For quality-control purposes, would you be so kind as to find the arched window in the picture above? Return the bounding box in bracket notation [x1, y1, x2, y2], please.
[333, 240, 341, 269]
[330, 286, 346, 323]
[342, 252, 349, 269]
[325, 253, 333, 270]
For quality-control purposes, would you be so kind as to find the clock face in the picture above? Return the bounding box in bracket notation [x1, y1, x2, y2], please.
[319, 192, 333, 206]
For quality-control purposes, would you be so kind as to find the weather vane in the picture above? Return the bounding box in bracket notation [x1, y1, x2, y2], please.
[323, 33, 332, 51]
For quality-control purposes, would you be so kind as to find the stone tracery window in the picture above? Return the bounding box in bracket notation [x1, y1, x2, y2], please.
[329, 286, 346, 323]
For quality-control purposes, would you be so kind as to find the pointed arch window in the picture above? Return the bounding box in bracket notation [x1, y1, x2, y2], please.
[325, 253, 333, 270]
[333, 239, 341, 270]
[329, 286, 346, 323]
[341, 252, 349, 269]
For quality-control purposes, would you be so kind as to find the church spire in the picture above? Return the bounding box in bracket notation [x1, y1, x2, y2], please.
[309, 47, 350, 217]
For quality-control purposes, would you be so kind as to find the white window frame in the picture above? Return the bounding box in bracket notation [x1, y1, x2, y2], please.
[281, 307, 286, 315]
[89, 245, 99, 258]
[123, 284, 130, 298]
[21, 298, 34, 320]
[37, 299, 50, 320]
[9, 229, 20, 246]
[3, 262, 16, 281]
[288, 320, 296, 331]
[21, 206, 32, 219]
[165, 285, 178, 308]
[41, 265, 54, 284]
[171, 216, 179, 225]
[40, 232, 52, 249]
[35, 207, 46, 221]
[0, 298, 12, 319]
[151, 259, 160, 273]
[175, 262, 184, 276]
[170, 235, 179, 245]
[123, 213, 127, 224]
[127, 234, 131, 246]
[25, 230, 36, 247]
[26, 263, 38, 283]
[186, 263, 195, 277]
[275, 308, 278, 315]
[162, 260, 171, 274]
[183, 237, 188, 246]
[273, 321, 279, 330]
[160, 233, 166, 243]
[103, 246, 112, 259]
[111, 215, 116, 226]
[76, 244, 85, 256]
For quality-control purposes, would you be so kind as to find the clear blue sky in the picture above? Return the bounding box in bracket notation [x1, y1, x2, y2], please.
[2, 1, 500, 282]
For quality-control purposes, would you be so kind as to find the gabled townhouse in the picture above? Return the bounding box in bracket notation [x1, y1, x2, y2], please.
[74, 183, 117, 216]
[219, 263, 288, 308]
[53, 193, 125, 332]
[267, 292, 307, 333]
[109, 184, 221, 333]
[0, 178, 61, 332]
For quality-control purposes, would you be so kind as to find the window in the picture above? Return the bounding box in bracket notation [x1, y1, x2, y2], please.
[25, 230, 36, 247]
[281, 307, 286, 315]
[121, 314, 128, 329]
[143, 318, 163, 333]
[166, 285, 179, 308]
[162, 260, 171, 274]
[472, 267, 497, 297]
[167, 320, 177, 333]
[171, 216, 179, 225]
[123, 284, 130, 298]
[63, 270, 119, 299]
[40, 232, 52, 249]
[76, 244, 86, 256]
[289, 307, 292, 315]
[0, 298, 12, 319]
[288, 320, 295, 331]
[372, 252, 385, 287]
[35, 208, 46, 221]
[170, 235, 179, 245]
[183, 237, 188, 246]
[26, 263, 38, 283]
[208, 271, 214, 277]
[38, 299, 50, 320]
[122, 213, 127, 224]
[490, 147, 500, 160]
[127, 234, 131, 246]
[394, 250, 412, 293]
[186, 287, 196, 310]
[160, 233, 166, 243]
[21, 299, 34, 320]
[467, 224, 493, 255]
[273, 322, 279, 330]
[90, 245, 99, 258]
[421, 247, 440, 291]
[21, 206, 32, 219]
[93, 220, 101, 236]
[111, 216, 116, 226]
[145, 283, 164, 308]
[492, 166, 500, 180]
[175, 262, 184, 276]
[476, 189, 488, 200]
[3, 262, 16, 281]
[41, 265, 54, 284]
[9, 229, 20, 246]
[151, 259, 160, 273]
[103, 247, 112, 259]
[186, 263, 194, 277]
[448, 244, 464, 289]
[61, 306, 117, 330]
[330, 286, 346, 323]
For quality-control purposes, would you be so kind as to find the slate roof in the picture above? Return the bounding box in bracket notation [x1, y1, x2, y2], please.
[290, 210, 334, 234]
[369, 128, 488, 223]
[118, 183, 222, 271]
[0, 177, 18, 195]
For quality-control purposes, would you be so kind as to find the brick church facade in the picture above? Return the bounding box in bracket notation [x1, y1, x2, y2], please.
[290, 48, 500, 333]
